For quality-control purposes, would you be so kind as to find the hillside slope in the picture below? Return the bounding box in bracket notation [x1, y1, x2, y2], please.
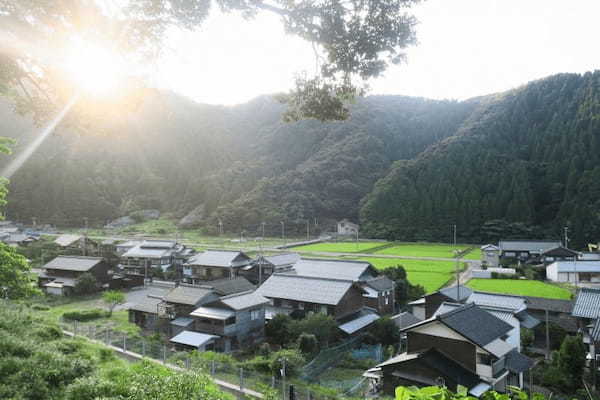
[361, 71, 600, 247]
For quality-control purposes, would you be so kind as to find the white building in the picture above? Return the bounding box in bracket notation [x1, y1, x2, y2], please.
[337, 219, 359, 236]
[546, 261, 600, 284]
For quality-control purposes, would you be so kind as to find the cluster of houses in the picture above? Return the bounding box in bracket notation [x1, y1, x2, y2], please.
[480, 239, 600, 285]
[34, 235, 600, 397]
[0, 220, 42, 247]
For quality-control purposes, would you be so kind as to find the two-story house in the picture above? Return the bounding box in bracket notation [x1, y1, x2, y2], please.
[257, 274, 367, 320]
[182, 250, 252, 284]
[571, 288, 600, 361]
[286, 258, 395, 315]
[120, 240, 189, 279]
[54, 234, 99, 256]
[189, 290, 269, 352]
[371, 303, 533, 397]
[38, 255, 111, 295]
[241, 253, 300, 284]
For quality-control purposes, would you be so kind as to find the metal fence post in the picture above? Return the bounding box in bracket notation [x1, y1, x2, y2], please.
[239, 368, 244, 391]
[162, 345, 166, 362]
[185, 357, 190, 369]
[105, 329, 109, 344]
[211, 360, 215, 375]
[142, 340, 146, 357]
[123, 335, 127, 352]
[271, 375, 276, 388]
[73, 322, 77, 336]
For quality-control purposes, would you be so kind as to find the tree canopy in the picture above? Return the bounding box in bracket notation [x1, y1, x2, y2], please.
[0, 0, 420, 123]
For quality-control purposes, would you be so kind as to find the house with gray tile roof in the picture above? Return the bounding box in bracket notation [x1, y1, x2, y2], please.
[241, 253, 300, 284]
[498, 239, 562, 264]
[370, 303, 532, 397]
[119, 240, 191, 276]
[38, 256, 111, 295]
[286, 258, 377, 282]
[189, 290, 269, 352]
[572, 288, 600, 364]
[183, 250, 252, 283]
[257, 274, 367, 321]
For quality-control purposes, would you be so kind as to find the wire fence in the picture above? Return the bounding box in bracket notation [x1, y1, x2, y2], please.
[63, 321, 369, 400]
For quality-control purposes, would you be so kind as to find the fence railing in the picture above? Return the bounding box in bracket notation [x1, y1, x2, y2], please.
[64, 321, 369, 400]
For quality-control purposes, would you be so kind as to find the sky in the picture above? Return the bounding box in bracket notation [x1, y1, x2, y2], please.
[153, 0, 600, 105]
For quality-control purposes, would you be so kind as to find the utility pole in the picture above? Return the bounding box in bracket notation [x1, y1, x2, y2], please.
[218, 219, 223, 236]
[32, 217, 37, 228]
[453, 224, 457, 247]
[564, 226, 569, 248]
[261, 222, 266, 239]
[83, 217, 89, 256]
[280, 221, 285, 246]
[306, 220, 309, 240]
[281, 358, 287, 400]
[545, 309, 550, 360]
[454, 250, 460, 301]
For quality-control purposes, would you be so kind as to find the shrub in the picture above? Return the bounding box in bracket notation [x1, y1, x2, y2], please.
[73, 273, 98, 295]
[521, 328, 534, 349]
[241, 356, 271, 374]
[62, 309, 107, 322]
[297, 333, 319, 355]
[35, 325, 63, 340]
[266, 314, 292, 347]
[98, 347, 115, 362]
[31, 304, 50, 311]
[269, 349, 305, 377]
[258, 342, 271, 357]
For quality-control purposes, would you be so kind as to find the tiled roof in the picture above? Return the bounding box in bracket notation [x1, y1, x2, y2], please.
[590, 319, 600, 342]
[209, 277, 256, 295]
[219, 291, 269, 311]
[504, 349, 534, 373]
[437, 303, 513, 347]
[54, 234, 82, 247]
[365, 276, 394, 291]
[186, 250, 250, 268]
[438, 285, 473, 302]
[262, 253, 300, 267]
[498, 240, 561, 253]
[524, 296, 573, 313]
[391, 312, 422, 330]
[257, 274, 355, 305]
[43, 256, 104, 272]
[164, 285, 214, 306]
[572, 288, 600, 319]
[285, 258, 375, 281]
[128, 296, 162, 314]
[467, 291, 526, 312]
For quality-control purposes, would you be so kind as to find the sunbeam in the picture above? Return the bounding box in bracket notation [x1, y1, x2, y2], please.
[1, 94, 79, 179]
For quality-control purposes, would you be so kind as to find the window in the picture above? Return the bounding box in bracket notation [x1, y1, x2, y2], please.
[477, 353, 493, 365]
[225, 316, 236, 325]
[385, 297, 389, 305]
[505, 252, 516, 257]
[298, 302, 305, 310]
[250, 309, 261, 320]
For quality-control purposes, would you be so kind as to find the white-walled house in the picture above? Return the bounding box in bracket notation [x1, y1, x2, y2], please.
[546, 261, 600, 284]
[337, 219, 359, 236]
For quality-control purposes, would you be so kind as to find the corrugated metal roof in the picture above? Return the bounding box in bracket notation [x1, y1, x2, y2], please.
[54, 234, 82, 247]
[220, 291, 268, 310]
[164, 286, 214, 306]
[550, 261, 600, 273]
[169, 331, 218, 348]
[191, 306, 235, 320]
[257, 274, 355, 305]
[186, 250, 250, 268]
[391, 312, 422, 329]
[122, 245, 172, 258]
[286, 258, 374, 281]
[590, 319, 600, 342]
[339, 313, 380, 334]
[572, 288, 600, 318]
[170, 317, 194, 327]
[43, 256, 103, 272]
[498, 240, 561, 253]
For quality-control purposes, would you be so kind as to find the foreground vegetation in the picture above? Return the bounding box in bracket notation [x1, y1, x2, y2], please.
[466, 279, 572, 300]
[0, 303, 232, 400]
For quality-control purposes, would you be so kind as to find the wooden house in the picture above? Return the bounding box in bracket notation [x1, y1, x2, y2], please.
[38, 256, 110, 295]
[182, 250, 252, 283]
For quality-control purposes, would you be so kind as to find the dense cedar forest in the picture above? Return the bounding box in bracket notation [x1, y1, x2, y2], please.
[2, 71, 600, 246]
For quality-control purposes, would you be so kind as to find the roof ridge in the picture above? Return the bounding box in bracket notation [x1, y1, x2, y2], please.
[273, 273, 354, 283]
[219, 290, 255, 300]
[203, 249, 244, 253]
[437, 302, 476, 319]
[53, 255, 103, 260]
[471, 290, 525, 299]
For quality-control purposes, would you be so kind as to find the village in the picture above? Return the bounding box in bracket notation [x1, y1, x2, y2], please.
[3, 216, 599, 399]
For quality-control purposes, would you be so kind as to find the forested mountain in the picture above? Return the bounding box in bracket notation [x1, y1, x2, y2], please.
[361, 71, 600, 247]
[0, 92, 475, 233]
[3, 71, 600, 246]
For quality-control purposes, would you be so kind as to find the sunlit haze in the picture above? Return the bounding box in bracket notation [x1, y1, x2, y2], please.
[153, 0, 600, 105]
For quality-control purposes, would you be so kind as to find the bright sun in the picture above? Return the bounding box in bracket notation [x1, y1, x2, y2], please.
[64, 37, 123, 96]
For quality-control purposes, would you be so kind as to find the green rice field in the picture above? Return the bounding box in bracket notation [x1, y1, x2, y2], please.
[357, 257, 461, 293]
[466, 279, 572, 300]
[291, 241, 388, 253]
[374, 243, 479, 259]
